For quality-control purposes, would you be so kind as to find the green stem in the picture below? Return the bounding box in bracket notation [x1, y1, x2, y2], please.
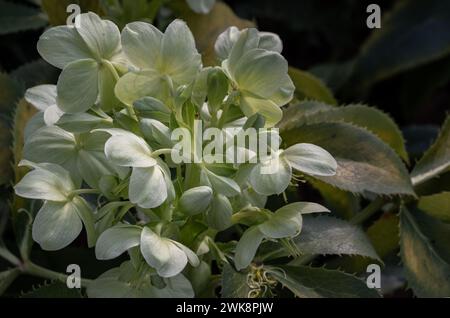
[349, 197, 385, 226]
[288, 197, 385, 266]
[0, 247, 21, 266]
[22, 261, 93, 288]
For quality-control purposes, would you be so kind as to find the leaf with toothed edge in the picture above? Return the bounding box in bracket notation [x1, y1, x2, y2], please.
[279, 102, 409, 163]
[411, 116, 450, 186]
[266, 265, 380, 298]
[20, 280, 82, 298]
[400, 206, 450, 297]
[259, 215, 380, 262]
[281, 121, 415, 197]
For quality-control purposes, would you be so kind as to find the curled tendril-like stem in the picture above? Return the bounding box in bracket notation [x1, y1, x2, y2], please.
[246, 265, 279, 298]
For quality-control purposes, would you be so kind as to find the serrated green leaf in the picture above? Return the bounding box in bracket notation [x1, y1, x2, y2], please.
[0, 116, 13, 185]
[326, 212, 399, 274]
[11, 60, 59, 89]
[288, 67, 337, 105]
[21, 281, 82, 298]
[0, 268, 20, 295]
[281, 121, 415, 197]
[418, 192, 450, 222]
[221, 263, 251, 298]
[0, 0, 47, 35]
[266, 265, 380, 298]
[400, 206, 450, 297]
[352, 0, 450, 86]
[280, 102, 409, 162]
[0, 72, 23, 114]
[411, 116, 450, 186]
[262, 215, 379, 262]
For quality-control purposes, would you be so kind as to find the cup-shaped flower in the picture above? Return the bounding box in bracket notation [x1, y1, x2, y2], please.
[23, 126, 126, 188]
[115, 19, 202, 105]
[14, 160, 96, 250]
[99, 128, 174, 208]
[234, 202, 329, 270]
[219, 28, 295, 127]
[249, 143, 337, 195]
[95, 225, 199, 278]
[215, 26, 283, 62]
[37, 12, 123, 113]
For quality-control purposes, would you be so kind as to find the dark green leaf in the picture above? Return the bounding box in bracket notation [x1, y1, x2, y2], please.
[418, 192, 450, 222]
[280, 102, 409, 162]
[21, 281, 82, 298]
[266, 265, 380, 298]
[352, 0, 450, 86]
[261, 216, 379, 262]
[11, 60, 59, 89]
[221, 263, 251, 298]
[0, 0, 47, 35]
[281, 121, 415, 197]
[411, 116, 450, 186]
[288, 67, 337, 105]
[400, 206, 450, 297]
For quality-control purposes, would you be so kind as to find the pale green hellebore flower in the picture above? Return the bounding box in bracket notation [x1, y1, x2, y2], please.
[37, 12, 124, 113]
[14, 160, 96, 251]
[215, 26, 283, 62]
[87, 261, 194, 298]
[95, 224, 199, 278]
[23, 126, 126, 189]
[115, 19, 202, 105]
[218, 28, 295, 127]
[234, 202, 329, 270]
[98, 128, 175, 208]
[249, 143, 338, 196]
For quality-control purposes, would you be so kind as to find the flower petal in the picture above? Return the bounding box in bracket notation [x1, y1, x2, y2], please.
[23, 125, 76, 165]
[121, 21, 163, 69]
[129, 166, 167, 208]
[37, 26, 92, 68]
[76, 12, 121, 60]
[140, 227, 188, 277]
[283, 143, 337, 176]
[25, 85, 57, 111]
[160, 20, 202, 85]
[95, 224, 142, 260]
[104, 133, 155, 168]
[57, 59, 99, 113]
[249, 155, 292, 195]
[206, 194, 233, 231]
[234, 49, 293, 102]
[234, 226, 265, 270]
[115, 70, 167, 105]
[32, 200, 82, 251]
[15, 161, 74, 201]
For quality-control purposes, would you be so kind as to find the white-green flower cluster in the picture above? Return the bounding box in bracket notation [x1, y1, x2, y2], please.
[16, 12, 337, 298]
